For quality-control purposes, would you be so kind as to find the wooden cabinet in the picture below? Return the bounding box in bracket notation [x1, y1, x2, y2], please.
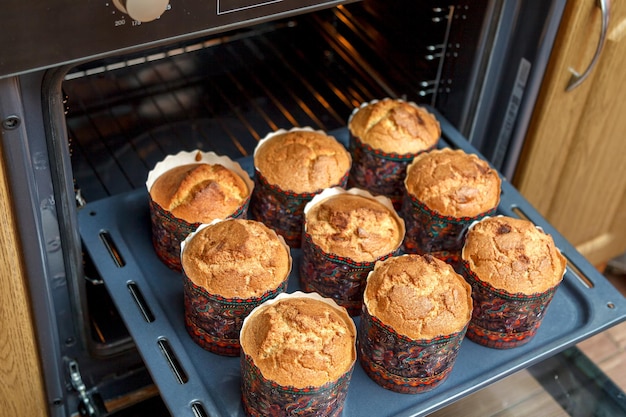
[514, 0, 626, 266]
[0, 143, 47, 415]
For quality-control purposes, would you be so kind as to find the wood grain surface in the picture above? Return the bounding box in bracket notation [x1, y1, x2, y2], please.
[0, 141, 48, 416]
[514, 0, 626, 265]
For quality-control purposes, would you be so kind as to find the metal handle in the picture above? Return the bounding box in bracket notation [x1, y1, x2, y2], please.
[566, 0, 610, 91]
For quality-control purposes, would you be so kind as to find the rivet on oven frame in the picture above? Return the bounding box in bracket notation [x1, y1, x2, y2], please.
[2, 115, 21, 130]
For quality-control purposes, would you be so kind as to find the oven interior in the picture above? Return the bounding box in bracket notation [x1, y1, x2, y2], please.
[63, 0, 482, 358]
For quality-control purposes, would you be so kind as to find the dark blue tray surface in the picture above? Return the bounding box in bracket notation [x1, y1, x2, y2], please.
[78, 120, 626, 417]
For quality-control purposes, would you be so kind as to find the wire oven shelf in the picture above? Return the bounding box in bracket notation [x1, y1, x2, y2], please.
[78, 113, 626, 417]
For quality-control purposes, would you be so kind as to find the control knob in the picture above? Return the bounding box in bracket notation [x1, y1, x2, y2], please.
[113, 0, 169, 22]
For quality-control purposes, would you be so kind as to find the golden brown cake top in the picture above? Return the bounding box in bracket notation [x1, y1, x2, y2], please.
[181, 219, 291, 298]
[150, 163, 249, 224]
[461, 216, 567, 294]
[348, 98, 441, 154]
[305, 192, 404, 262]
[254, 129, 351, 194]
[405, 148, 501, 217]
[364, 254, 472, 340]
[240, 295, 356, 388]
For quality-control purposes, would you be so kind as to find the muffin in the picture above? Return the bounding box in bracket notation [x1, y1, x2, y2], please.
[249, 127, 351, 247]
[300, 187, 405, 315]
[348, 98, 441, 208]
[147, 150, 253, 271]
[240, 292, 356, 417]
[401, 148, 501, 270]
[181, 219, 291, 356]
[461, 215, 567, 348]
[359, 254, 472, 393]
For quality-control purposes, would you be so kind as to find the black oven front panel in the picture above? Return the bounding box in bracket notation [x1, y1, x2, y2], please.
[0, 0, 359, 79]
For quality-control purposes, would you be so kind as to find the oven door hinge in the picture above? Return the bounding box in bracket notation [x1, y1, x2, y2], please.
[68, 359, 108, 417]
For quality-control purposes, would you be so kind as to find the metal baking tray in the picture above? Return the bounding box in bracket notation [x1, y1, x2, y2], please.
[78, 114, 626, 417]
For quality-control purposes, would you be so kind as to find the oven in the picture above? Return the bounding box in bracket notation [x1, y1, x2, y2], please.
[2, 1, 626, 417]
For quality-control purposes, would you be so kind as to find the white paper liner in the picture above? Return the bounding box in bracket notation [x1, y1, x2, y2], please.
[461, 215, 567, 284]
[145, 149, 254, 195]
[303, 186, 406, 241]
[180, 219, 223, 259]
[179, 218, 293, 296]
[347, 97, 425, 135]
[361, 253, 473, 340]
[252, 127, 340, 176]
[403, 148, 502, 214]
[240, 291, 357, 364]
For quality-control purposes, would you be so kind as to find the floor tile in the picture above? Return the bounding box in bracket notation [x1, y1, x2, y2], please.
[577, 331, 620, 363]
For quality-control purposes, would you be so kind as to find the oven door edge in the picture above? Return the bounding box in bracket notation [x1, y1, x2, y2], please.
[455, 0, 567, 179]
[0, 73, 70, 417]
[0, 67, 154, 417]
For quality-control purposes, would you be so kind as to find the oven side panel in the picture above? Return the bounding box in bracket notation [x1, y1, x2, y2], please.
[0, 76, 58, 416]
[0, 70, 151, 417]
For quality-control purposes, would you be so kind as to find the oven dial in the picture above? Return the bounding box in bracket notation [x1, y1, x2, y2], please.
[112, 0, 169, 22]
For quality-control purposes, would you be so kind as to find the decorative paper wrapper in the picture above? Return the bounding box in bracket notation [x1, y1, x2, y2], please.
[181, 221, 292, 356]
[182, 276, 288, 356]
[400, 192, 497, 273]
[145, 150, 254, 271]
[249, 128, 350, 248]
[240, 292, 356, 417]
[460, 259, 559, 349]
[347, 99, 437, 209]
[358, 305, 467, 394]
[299, 187, 405, 316]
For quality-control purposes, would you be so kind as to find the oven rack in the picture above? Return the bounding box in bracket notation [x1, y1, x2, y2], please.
[78, 114, 626, 417]
[64, 3, 443, 203]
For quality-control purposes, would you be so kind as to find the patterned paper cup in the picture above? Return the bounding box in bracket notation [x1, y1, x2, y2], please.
[460, 263, 559, 349]
[240, 292, 357, 417]
[460, 216, 566, 349]
[347, 99, 439, 209]
[240, 354, 353, 417]
[146, 150, 254, 271]
[182, 275, 288, 356]
[248, 173, 323, 248]
[358, 306, 468, 394]
[181, 220, 292, 356]
[400, 194, 497, 272]
[357, 254, 472, 394]
[300, 187, 405, 316]
[248, 128, 350, 248]
[400, 148, 501, 272]
[348, 137, 432, 210]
